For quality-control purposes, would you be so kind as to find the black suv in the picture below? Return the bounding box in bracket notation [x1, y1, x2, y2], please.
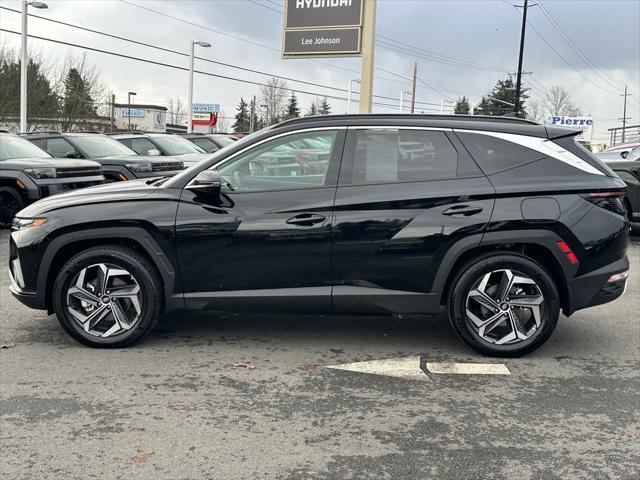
[8, 115, 629, 356]
[0, 132, 104, 228]
[109, 132, 210, 167]
[598, 147, 639, 225]
[22, 132, 185, 182]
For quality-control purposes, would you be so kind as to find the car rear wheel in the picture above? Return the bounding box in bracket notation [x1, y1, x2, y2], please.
[52, 246, 162, 348]
[448, 253, 560, 357]
[0, 186, 25, 228]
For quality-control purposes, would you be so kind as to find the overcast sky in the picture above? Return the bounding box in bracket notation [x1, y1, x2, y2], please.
[0, 0, 638, 142]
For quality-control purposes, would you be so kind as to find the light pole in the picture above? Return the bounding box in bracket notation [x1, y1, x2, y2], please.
[20, 0, 48, 133]
[127, 91, 136, 130]
[188, 40, 211, 133]
[347, 78, 360, 114]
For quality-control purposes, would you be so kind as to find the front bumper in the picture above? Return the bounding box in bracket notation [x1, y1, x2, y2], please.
[566, 255, 629, 314]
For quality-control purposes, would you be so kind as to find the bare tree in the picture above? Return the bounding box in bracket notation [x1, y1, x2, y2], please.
[167, 97, 186, 125]
[259, 77, 288, 126]
[543, 86, 581, 117]
[526, 98, 546, 123]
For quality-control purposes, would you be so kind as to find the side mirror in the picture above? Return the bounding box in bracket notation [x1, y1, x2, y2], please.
[620, 151, 628, 159]
[65, 151, 80, 159]
[147, 149, 161, 156]
[187, 170, 221, 196]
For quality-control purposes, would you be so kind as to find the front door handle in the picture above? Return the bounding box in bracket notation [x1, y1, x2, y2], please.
[286, 213, 327, 226]
[442, 205, 483, 216]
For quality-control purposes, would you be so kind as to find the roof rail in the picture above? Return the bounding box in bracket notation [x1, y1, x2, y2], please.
[105, 131, 147, 136]
[19, 130, 62, 135]
[277, 113, 539, 127]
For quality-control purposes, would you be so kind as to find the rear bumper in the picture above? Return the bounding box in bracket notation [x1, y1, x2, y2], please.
[566, 255, 629, 314]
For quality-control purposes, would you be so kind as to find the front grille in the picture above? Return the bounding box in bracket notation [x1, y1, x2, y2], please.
[60, 181, 102, 192]
[152, 162, 184, 172]
[56, 166, 102, 178]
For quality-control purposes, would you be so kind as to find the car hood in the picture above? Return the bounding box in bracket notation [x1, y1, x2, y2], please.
[1, 157, 100, 170]
[17, 178, 158, 217]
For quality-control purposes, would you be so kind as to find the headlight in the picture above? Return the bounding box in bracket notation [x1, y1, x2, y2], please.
[13, 217, 47, 229]
[24, 167, 57, 179]
[125, 162, 153, 173]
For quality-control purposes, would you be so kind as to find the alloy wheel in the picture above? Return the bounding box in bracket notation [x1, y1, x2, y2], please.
[0, 191, 20, 227]
[66, 263, 143, 338]
[465, 269, 544, 345]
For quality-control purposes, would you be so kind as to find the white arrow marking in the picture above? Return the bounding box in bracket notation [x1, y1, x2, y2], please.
[426, 362, 510, 375]
[326, 355, 428, 380]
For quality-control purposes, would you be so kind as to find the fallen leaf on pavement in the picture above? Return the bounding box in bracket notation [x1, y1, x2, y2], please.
[0, 343, 15, 349]
[301, 363, 315, 372]
[132, 450, 154, 463]
[232, 362, 256, 369]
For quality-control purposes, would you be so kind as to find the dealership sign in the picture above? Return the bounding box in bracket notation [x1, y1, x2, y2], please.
[547, 116, 593, 142]
[282, 0, 363, 57]
[120, 108, 145, 118]
[192, 103, 220, 113]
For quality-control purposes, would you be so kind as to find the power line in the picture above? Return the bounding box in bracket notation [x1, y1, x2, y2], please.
[503, 0, 621, 97]
[246, 0, 282, 14]
[0, 6, 443, 108]
[0, 27, 445, 113]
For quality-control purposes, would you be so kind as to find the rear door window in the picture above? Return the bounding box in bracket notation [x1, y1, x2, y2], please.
[343, 128, 459, 185]
[131, 137, 159, 155]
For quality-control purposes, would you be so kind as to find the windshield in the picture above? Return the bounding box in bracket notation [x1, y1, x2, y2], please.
[150, 135, 207, 155]
[72, 135, 137, 158]
[0, 135, 52, 160]
[211, 135, 238, 147]
[163, 129, 266, 188]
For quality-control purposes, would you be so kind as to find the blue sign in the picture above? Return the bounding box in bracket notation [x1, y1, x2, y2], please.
[192, 103, 220, 113]
[121, 108, 145, 118]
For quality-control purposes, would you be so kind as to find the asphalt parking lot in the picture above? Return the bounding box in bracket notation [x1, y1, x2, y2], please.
[0, 229, 638, 480]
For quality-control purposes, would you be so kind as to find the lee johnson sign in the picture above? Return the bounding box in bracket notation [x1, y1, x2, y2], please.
[283, 0, 364, 57]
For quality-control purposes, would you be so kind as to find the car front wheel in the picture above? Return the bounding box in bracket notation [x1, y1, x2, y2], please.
[448, 253, 560, 357]
[52, 246, 162, 348]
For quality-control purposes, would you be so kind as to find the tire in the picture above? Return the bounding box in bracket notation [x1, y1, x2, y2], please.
[52, 245, 163, 348]
[448, 253, 560, 357]
[0, 186, 25, 228]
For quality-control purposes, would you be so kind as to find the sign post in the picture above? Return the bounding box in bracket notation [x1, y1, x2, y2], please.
[282, 0, 376, 113]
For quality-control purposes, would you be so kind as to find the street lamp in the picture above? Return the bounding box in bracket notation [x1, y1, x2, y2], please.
[127, 91, 137, 130]
[187, 40, 212, 133]
[20, 0, 48, 133]
[347, 78, 360, 114]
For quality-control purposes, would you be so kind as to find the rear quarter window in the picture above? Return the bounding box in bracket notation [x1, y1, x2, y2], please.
[456, 132, 546, 175]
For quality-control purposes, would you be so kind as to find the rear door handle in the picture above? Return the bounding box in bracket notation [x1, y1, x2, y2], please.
[286, 213, 327, 226]
[442, 205, 483, 216]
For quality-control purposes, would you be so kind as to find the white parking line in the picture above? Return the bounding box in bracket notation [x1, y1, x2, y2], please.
[426, 362, 511, 375]
[326, 355, 428, 380]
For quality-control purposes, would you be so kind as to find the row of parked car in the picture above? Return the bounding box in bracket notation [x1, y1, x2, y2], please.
[0, 131, 238, 227]
[595, 144, 640, 225]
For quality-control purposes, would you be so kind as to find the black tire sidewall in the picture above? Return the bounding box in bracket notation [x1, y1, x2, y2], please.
[53, 247, 161, 348]
[0, 187, 25, 228]
[449, 254, 560, 357]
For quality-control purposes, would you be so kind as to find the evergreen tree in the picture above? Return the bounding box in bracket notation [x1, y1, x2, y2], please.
[318, 97, 331, 115]
[474, 77, 528, 117]
[454, 96, 471, 115]
[63, 67, 97, 118]
[306, 101, 318, 116]
[284, 93, 300, 119]
[233, 97, 250, 132]
[0, 55, 59, 131]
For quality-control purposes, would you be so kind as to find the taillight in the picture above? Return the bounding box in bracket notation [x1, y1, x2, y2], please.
[581, 191, 626, 216]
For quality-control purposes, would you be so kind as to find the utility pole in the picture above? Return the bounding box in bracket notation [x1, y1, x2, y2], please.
[410, 62, 417, 114]
[249, 95, 256, 132]
[359, 0, 377, 113]
[514, 0, 529, 118]
[620, 85, 631, 143]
